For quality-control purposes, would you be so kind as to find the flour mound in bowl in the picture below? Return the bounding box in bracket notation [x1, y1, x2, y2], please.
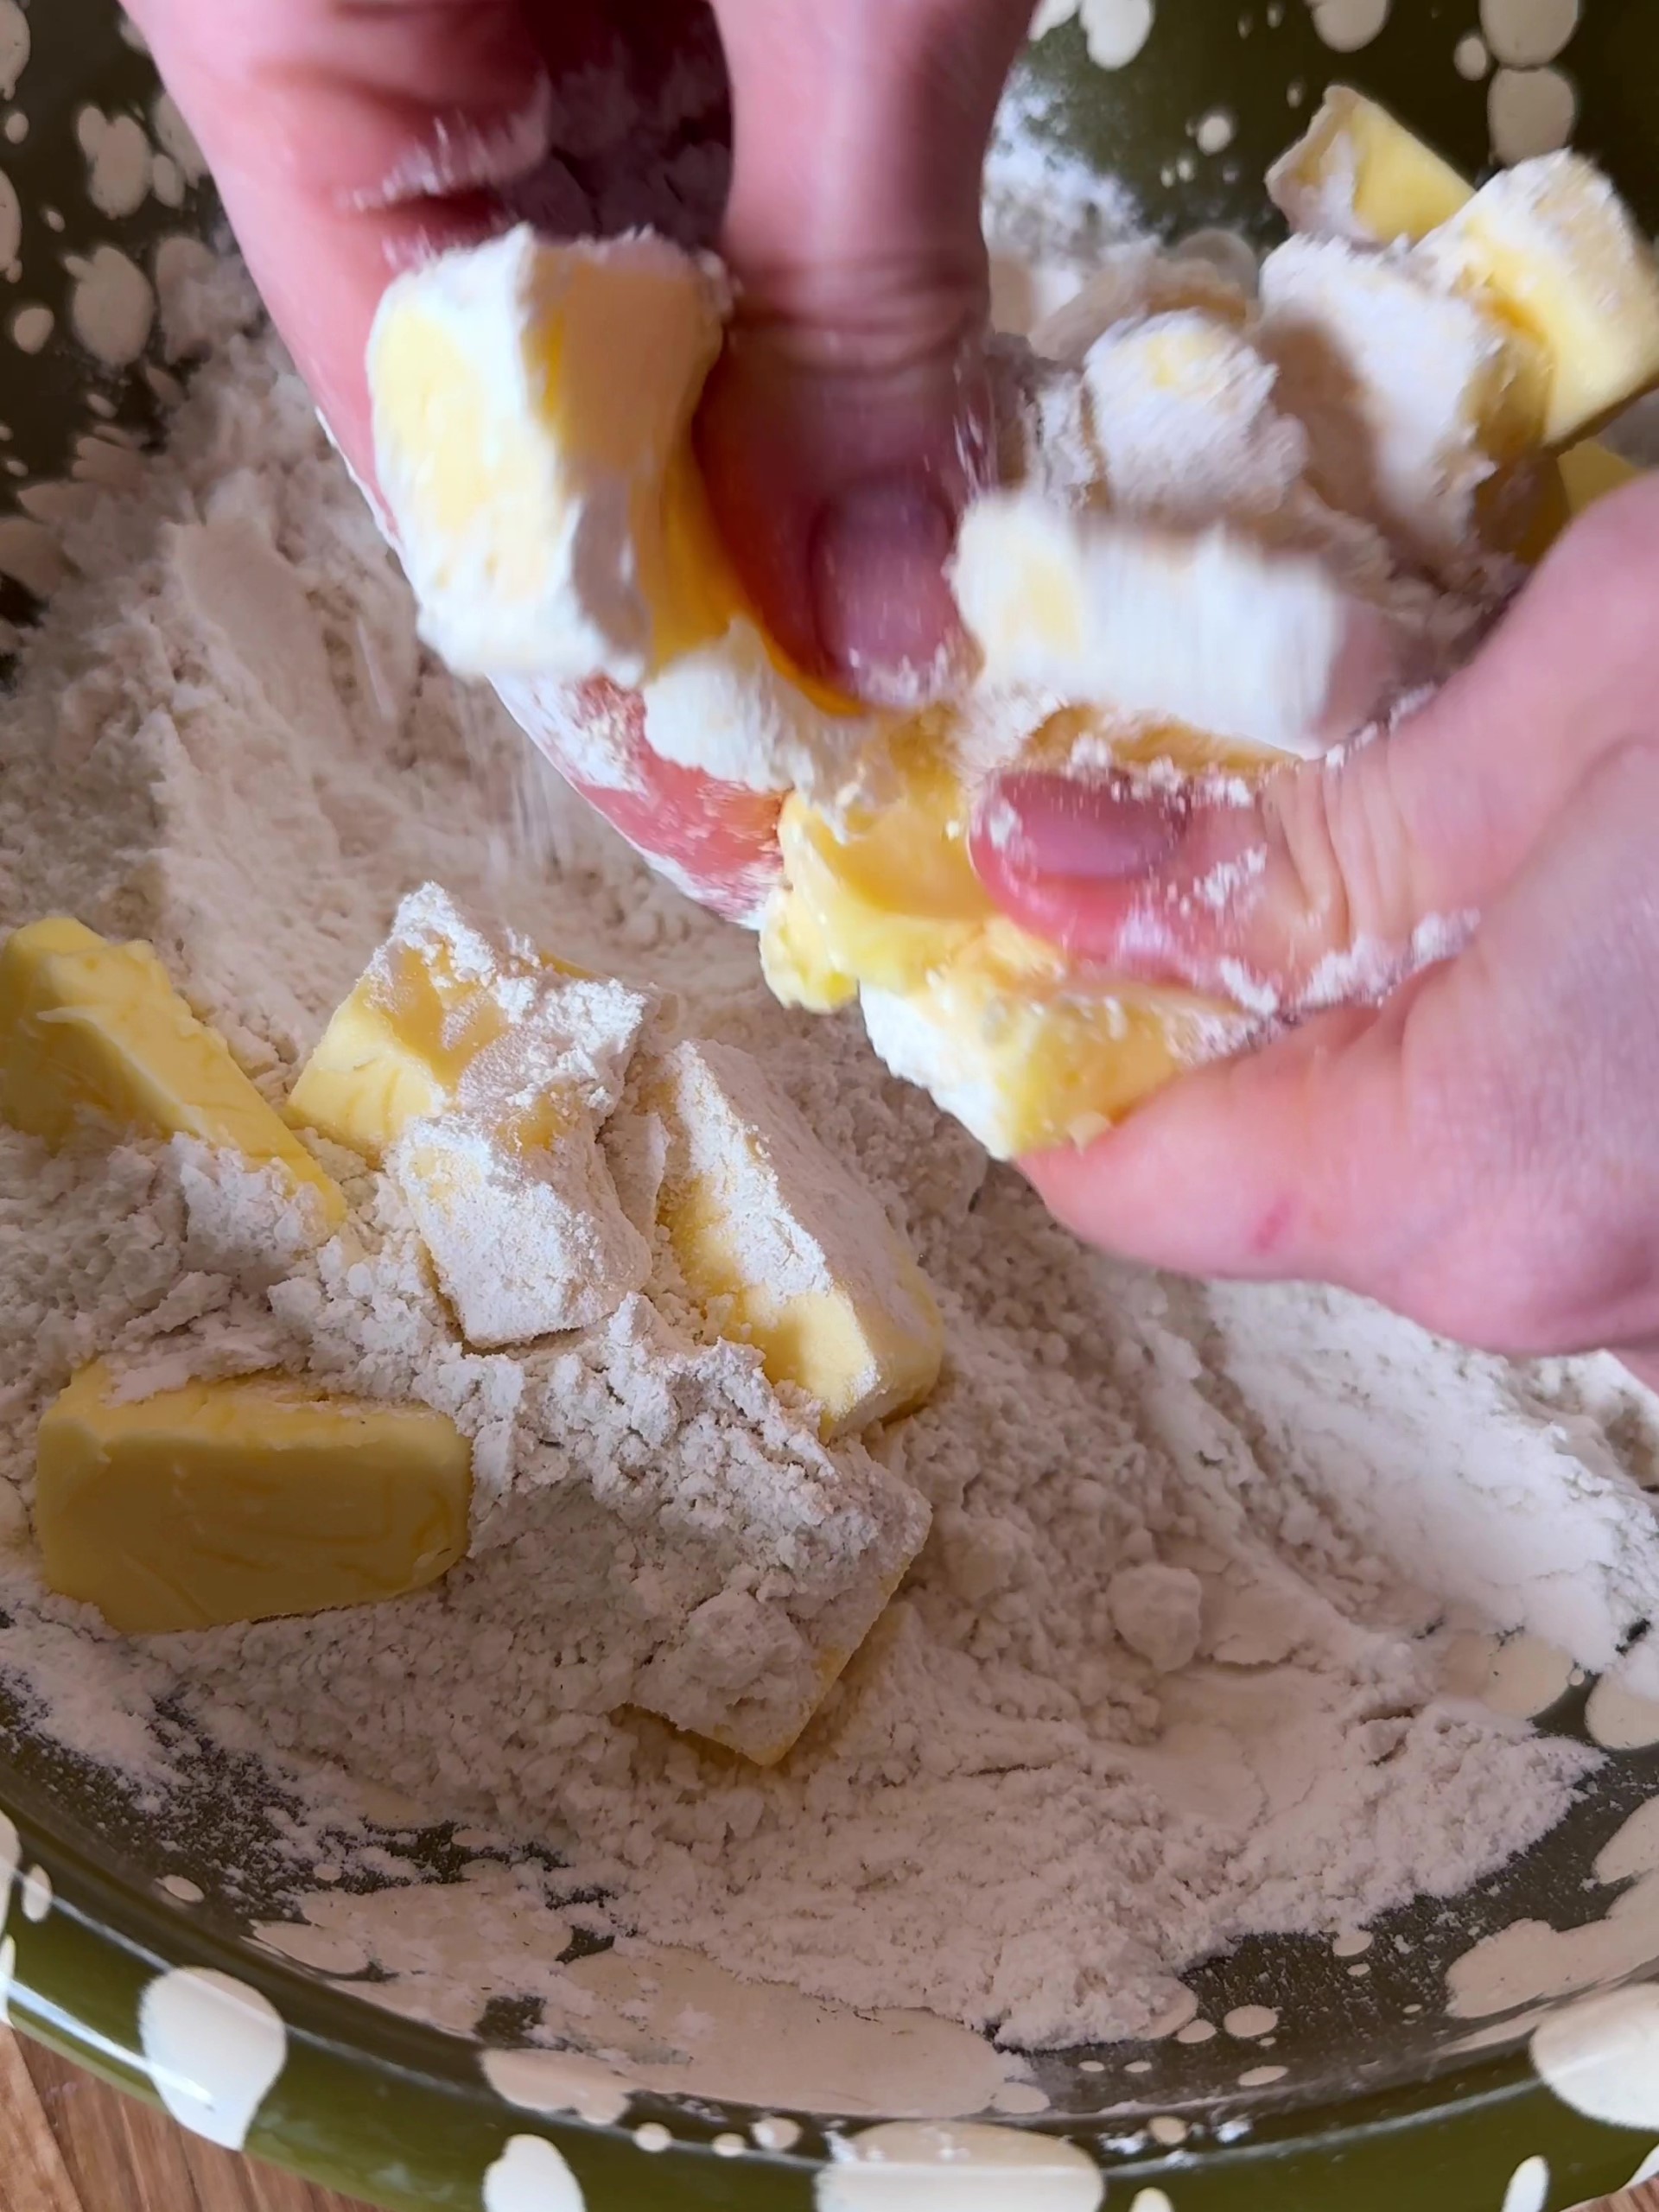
[2, 264, 1657, 2053]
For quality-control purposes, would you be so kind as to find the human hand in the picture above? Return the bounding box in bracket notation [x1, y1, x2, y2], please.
[128, 0, 1030, 910]
[971, 478, 1659, 1380]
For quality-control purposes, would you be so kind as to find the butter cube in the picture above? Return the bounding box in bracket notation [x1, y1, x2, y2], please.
[644, 1040, 944, 1436]
[35, 1363, 470, 1633]
[861, 926, 1248, 1160]
[1079, 311, 1309, 524]
[1421, 155, 1659, 445]
[951, 492, 1397, 759]
[391, 1111, 650, 1347]
[532, 1304, 931, 1764]
[763, 741, 993, 1004]
[368, 226, 729, 683]
[1268, 86, 1473, 245]
[371, 228, 869, 802]
[0, 918, 343, 1231]
[287, 885, 650, 1162]
[1259, 235, 1548, 568]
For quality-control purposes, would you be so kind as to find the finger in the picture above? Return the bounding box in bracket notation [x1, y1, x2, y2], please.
[129, 0, 568, 478]
[701, 0, 1032, 700]
[1027, 736, 1659, 1357]
[971, 745, 1464, 1010]
[974, 476, 1659, 1006]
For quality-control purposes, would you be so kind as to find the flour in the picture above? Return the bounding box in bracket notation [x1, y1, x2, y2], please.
[1, 207, 1658, 2063]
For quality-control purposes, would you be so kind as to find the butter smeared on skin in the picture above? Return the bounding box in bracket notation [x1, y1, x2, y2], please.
[35, 1364, 471, 1634]
[0, 918, 343, 1230]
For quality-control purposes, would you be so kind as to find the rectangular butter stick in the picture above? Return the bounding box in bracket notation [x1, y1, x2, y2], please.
[36, 1364, 471, 1633]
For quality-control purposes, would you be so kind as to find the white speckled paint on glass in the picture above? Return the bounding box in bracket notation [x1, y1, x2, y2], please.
[1130, 2194, 1175, 2212]
[1455, 31, 1492, 76]
[1488, 64, 1576, 162]
[817, 2121, 1104, 2210]
[0, 1812, 16, 1934]
[482, 2134, 587, 2212]
[0, 0, 27, 101]
[1586, 1676, 1659, 1750]
[1080, 0, 1156, 70]
[633, 2122, 671, 2153]
[483, 2047, 632, 2127]
[754, 2115, 803, 2152]
[1479, 0, 1579, 67]
[1500, 2153, 1549, 2212]
[1531, 1986, 1659, 2127]
[138, 1967, 288, 2151]
[1309, 0, 1390, 52]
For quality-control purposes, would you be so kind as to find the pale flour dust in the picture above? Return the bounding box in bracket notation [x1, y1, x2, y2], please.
[1, 265, 1657, 2058]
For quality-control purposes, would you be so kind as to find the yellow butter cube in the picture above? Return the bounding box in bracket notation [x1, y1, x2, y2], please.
[861, 925, 1250, 1160]
[369, 226, 731, 683]
[35, 1363, 470, 1633]
[1423, 155, 1659, 446]
[764, 740, 993, 1004]
[287, 885, 646, 1162]
[1268, 86, 1473, 245]
[645, 1040, 944, 1436]
[0, 918, 343, 1230]
[1259, 234, 1549, 569]
[391, 1111, 650, 1347]
[952, 493, 1389, 760]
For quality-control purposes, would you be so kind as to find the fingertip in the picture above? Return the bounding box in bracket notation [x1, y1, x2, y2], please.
[809, 474, 961, 700]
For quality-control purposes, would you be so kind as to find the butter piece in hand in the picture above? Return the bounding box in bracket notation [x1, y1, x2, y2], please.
[1423, 154, 1659, 447]
[1268, 86, 1473, 246]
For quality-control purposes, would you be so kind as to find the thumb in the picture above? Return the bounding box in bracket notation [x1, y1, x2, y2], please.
[971, 478, 1659, 1013]
[701, 0, 1033, 701]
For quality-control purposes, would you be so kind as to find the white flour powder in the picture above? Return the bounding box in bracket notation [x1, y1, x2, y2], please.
[3, 266, 1659, 2058]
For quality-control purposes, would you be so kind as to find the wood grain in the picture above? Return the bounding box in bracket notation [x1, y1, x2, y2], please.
[1, 2029, 369, 2212]
[5, 2024, 1659, 2212]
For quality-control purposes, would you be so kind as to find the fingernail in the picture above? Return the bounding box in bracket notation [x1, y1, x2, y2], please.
[810, 475, 960, 700]
[981, 772, 1189, 880]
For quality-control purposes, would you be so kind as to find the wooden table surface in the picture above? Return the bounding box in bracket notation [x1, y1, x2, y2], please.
[5, 2020, 1659, 2212]
[0, 2027, 369, 2212]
